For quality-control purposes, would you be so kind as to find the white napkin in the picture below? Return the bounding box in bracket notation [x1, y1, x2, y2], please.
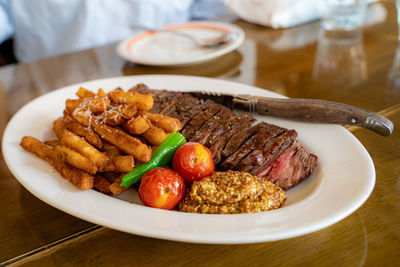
[225, 0, 320, 29]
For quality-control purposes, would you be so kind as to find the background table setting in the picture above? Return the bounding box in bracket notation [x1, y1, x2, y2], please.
[0, 0, 399, 266]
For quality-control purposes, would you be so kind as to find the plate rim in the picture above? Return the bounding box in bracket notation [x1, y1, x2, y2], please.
[2, 74, 375, 244]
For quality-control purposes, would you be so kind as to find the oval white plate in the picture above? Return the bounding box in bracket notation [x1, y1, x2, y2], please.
[2, 75, 375, 244]
[117, 21, 245, 66]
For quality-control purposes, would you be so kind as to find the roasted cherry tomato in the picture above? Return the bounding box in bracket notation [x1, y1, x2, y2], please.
[138, 167, 186, 210]
[172, 142, 215, 183]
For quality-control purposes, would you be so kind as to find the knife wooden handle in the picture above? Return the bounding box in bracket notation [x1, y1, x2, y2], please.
[247, 97, 393, 136]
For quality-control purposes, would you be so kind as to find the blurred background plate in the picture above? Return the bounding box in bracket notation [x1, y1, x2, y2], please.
[117, 21, 245, 66]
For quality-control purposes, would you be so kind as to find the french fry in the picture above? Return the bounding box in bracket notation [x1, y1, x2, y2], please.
[60, 129, 110, 169]
[94, 174, 111, 194]
[21, 136, 54, 162]
[108, 90, 153, 111]
[101, 163, 115, 172]
[101, 143, 121, 172]
[146, 113, 182, 133]
[142, 125, 169, 146]
[101, 155, 135, 173]
[109, 175, 130, 195]
[44, 140, 60, 148]
[55, 145, 98, 175]
[53, 117, 65, 139]
[102, 142, 121, 158]
[20, 136, 94, 190]
[113, 103, 137, 120]
[65, 99, 82, 114]
[76, 87, 96, 98]
[113, 155, 135, 173]
[101, 108, 122, 126]
[63, 116, 103, 149]
[71, 109, 152, 162]
[123, 117, 150, 135]
[65, 97, 109, 114]
[101, 172, 120, 183]
[97, 88, 107, 97]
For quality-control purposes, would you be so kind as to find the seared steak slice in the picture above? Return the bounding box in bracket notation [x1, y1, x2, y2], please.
[173, 93, 200, 114]
[220, 123, 283, 170]
[210, 120, 254, 165]
[237, 125, 285, 172]
[190, 106, 235, 145]
[147, 91, 177, 114]
[181, 100, 221, 139]
[260, 141, 318, 190]
[205, 113, 255, 148]
[250, 129, 298, 177]
[221, 123, 260, 159]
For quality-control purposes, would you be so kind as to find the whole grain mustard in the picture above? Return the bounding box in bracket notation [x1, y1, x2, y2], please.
[179, 171, 286, 214]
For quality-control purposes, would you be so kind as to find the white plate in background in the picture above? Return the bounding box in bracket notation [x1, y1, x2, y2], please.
[117, 21, 245, 66]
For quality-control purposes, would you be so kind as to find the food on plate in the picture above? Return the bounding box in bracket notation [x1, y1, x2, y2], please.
[108, 90, 154, 111]
[70, 109, 152, 162]
[179, 171, 286, 214]
[142, 124, 169, 146]
[172, 142, 215, 184]
[55, 145, 98, 175]
[94, 174, 112, 194]
[146, 113, 182, 133]
[120, 132, 187, 187]
[102, 155, 135, 173]
[110, 175, 130, 195]
[20, 136, 94, 190]
[59, 128, 110, 170]
[139, 88, 318, 190]
[123, 116, 150, 135]
[65, 96, 110, 114]
[138, 167, 186, 210]
[20, 86, 181, 194]
[63, 116, 103, 149]
[20, 83, 318, 215]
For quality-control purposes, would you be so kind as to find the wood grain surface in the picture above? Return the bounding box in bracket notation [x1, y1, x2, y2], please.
[0, 2, 399, 266]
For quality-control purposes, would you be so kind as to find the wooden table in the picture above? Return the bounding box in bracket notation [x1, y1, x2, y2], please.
[1, 2, 399, 266]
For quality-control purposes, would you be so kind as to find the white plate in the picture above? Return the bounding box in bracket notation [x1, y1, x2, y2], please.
[117, 21, 245, 66]
[2, 75, 375, 244]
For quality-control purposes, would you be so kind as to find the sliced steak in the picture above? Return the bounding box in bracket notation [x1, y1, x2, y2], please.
[190, 106, 235, 145]
[237, 125, 286, 172]
[220, 123, 284, 170]
[206, 113, 255, 148]
[221, 123, 260, 159]
[209, 120, 254, 165]
[260, 141, 318, 190]
[181, 100, 221, 139]
[173, 93, 200, 114]
[250, 129, 298, 177]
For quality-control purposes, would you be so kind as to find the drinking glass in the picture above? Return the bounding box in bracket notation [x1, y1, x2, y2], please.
[319, 0, 367, 31]
[312, 29, 367, 86]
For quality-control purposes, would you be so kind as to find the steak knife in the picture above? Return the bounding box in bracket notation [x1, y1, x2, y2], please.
[190, 92, 394, 136]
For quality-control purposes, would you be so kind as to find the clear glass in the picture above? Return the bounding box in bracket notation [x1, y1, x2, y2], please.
[319, 0, 367, 31]
[312, 29, 367, 86]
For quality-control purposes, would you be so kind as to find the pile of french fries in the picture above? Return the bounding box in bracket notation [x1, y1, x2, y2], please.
[20, 84, 182, 195]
